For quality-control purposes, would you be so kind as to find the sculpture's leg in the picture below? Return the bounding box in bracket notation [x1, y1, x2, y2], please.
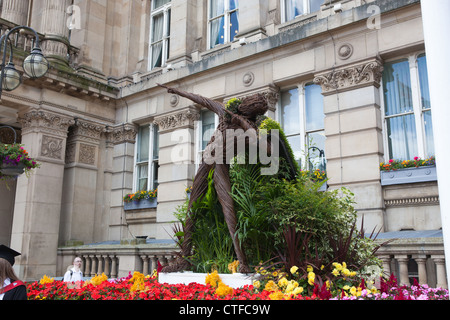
[213, 164, 251, 273]
[161, 162, 213, 273]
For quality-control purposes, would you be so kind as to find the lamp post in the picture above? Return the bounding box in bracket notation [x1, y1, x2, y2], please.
[0, 26, 49, 101]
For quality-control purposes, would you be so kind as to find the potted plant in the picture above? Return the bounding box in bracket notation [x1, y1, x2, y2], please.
[300, 168, 328, 192]
[123, 189, 158, 210]
[380, 156, 436, 186]
[0, 143, 40, 181]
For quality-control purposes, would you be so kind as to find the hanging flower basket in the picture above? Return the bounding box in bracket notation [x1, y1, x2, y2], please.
[0, 143, 40, 181]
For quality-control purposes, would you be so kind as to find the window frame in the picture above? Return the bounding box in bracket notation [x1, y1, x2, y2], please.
[281, 0, 323, 24]
[278, 81, 326, 171]
[133, 123, 159, 192]
[148, 0, 171, 70]
[207, 0, 239, 49]
[380, 51, 433, 161]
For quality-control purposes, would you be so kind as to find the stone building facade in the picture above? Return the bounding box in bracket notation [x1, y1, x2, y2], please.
[0, 0, 446, 286]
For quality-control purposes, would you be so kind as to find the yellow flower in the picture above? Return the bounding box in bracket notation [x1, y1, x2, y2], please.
[350, 286, 357, 296]
[332, 268, 340, 277]
[307, 265, 313, 273]
[253, 280, 260, 289]
[264, 280, 278, 292]
[269, 290, 285, 300]
[205, 270, 221, 288]
[293, 286, 304, 295]
[320, 265, 325, 270]
[272, 271, 278, 277]
[290, 266, 299, 274]
[228, 260, 239, 274]
[39, 275, 54, 285]
[332, 262, 342, 271]
[343, 285, 350, 291]
[278, 277, 288, 288]
[307, 272, 315, 286]
[342, 268, 351, 277]
[285, 281, 299, 293]
[215, 282, 234, 297]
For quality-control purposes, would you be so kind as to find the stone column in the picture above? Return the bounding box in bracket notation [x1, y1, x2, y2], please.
[414, 255, 428, 285]
[154, 107, 200, 239]
[109, 123, 138, 241]
[314, 58, 385, 232]
[59, 119, 106, 246]
[432, 255, 447, 289]
[396, 255, 410, 286]
[38, 0, 72, 66]
[11, 109, 74, 280]
[378, 255, 392, 277]
[1, 0, 29, 25]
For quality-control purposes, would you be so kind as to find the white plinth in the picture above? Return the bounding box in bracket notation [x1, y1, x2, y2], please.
[158, 272, 258, 289]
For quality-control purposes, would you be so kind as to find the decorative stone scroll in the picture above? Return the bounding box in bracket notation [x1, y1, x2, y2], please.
[154, 108, 201, 132]
[314, 58, 384, 95]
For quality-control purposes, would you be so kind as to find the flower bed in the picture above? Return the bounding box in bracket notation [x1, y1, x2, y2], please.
[26, 271, 448, 301]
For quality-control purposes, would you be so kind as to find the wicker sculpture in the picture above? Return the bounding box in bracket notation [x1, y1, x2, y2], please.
[158, 84, 297, 273]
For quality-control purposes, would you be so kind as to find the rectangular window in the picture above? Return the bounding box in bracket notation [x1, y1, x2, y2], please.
[382, 53, 433, 160]
[209, 0, 239, 49]
[280, 83, 326, 171]
[135, 124, 159, 191]
[150, 0, 171, 70]
[195, 109, 218, 170]
[283, 0, 324, 22]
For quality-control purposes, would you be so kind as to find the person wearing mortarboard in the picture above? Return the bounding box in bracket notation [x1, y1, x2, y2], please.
[0, 245, 27, 300]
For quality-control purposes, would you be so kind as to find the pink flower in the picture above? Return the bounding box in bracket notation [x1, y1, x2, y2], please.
[389, 159, 394, 163]
[414, 156, 419, 161]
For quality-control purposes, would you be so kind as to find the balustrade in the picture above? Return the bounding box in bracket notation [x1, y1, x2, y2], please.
[58, 242, 447, 289]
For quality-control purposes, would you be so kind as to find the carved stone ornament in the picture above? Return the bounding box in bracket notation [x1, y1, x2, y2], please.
[154, 109, 201, 132]
[71, 119, 107, 141]
[40, 135, 64, 160]
[110, 123, 138, 145]
[79, 143, 97, 165]
[243, 72, 255, 87]
[314, 59, 384, 95]
[18, 110, 75, 136]
[338, 43, 353, 60]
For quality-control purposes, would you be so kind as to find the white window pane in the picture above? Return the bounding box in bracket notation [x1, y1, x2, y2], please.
[230, 10, 239, 42]
[151, 42, 163, 68]
[386, 114, 418, 160]
[285, 0, 303, 21]
[383, 60, 414, 116]
[153, 126, 159, 160]
[210, 16, 225, 47]
[307, 131, 326, 171]
[417, 54, 430, 110]
[210, 0, 225, 18]
[230, 0, 238, 11]
[138, 126, 150, 162]
[309, 0, 324, 13]
[286, 135, 302, 162]
[281, 89, 300, 136]
[423, 110, 434, 157]
[153, 0, 170, 10]
[202, 111, 216, 150]
[152, 13, 164, 42]
[137, 164, 149, 191]
[305, 83, 324, 132]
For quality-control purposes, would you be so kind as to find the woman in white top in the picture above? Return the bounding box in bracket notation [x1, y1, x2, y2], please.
[63, 257, 84, 282]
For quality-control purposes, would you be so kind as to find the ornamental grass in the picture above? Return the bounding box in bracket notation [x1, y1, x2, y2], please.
[26, 271, 448, 301]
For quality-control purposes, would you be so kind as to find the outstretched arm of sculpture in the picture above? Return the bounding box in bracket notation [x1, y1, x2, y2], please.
[158, 83, 225, 117]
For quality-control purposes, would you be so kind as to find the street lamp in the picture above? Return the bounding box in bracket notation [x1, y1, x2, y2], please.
[0, 26, 49, 99]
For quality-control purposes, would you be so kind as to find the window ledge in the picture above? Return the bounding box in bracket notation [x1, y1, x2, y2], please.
[380, 166, 437, 186]
[277, 12, 319, 33]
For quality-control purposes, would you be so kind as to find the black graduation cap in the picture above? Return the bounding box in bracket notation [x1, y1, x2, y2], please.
[0, 245, 21, 266]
